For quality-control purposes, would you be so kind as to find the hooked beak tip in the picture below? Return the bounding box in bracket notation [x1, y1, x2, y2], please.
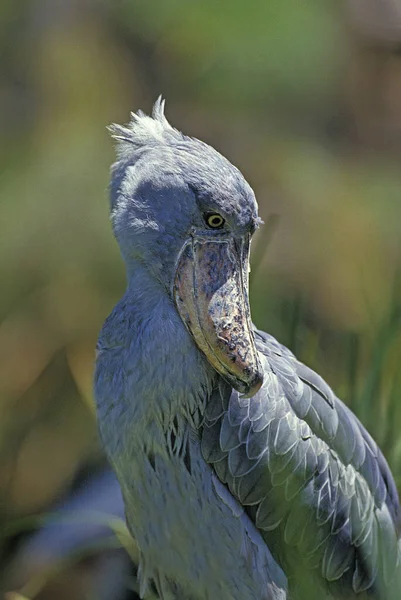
[239, 371, 264, 399]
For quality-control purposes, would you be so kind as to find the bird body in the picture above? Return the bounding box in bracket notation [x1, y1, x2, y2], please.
[94, 100, 400, 599]
[95, 275, 287, 600]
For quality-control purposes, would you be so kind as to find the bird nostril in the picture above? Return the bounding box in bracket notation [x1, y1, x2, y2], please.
[233, 237, 242, 255]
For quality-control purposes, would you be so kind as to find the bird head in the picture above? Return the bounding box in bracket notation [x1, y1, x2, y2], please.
[109, 98, 263, 398]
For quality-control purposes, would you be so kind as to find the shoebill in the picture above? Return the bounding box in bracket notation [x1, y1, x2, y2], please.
[94, 99, 400, 600]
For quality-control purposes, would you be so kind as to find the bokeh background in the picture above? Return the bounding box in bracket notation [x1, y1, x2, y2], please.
[1, 1, 401, 598]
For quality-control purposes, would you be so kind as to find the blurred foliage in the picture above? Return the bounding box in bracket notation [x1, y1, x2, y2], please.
[1, 0, 401, 598]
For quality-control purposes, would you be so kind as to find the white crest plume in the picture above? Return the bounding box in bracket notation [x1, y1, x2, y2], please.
[108, 96, 183, 157]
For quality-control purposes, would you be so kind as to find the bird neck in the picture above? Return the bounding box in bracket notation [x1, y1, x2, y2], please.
[113, 261, 215, 447]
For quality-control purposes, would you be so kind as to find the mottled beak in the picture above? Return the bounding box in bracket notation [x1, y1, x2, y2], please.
[173, 234, 263, 397]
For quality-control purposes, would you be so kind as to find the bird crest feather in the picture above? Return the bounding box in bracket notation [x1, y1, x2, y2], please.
[108, 96, 182, 157]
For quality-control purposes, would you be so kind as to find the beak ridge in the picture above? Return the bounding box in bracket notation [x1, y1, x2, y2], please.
[174, 235, 263, 398]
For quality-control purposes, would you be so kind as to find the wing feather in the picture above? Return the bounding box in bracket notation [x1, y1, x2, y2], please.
[201, 328, 401, 596]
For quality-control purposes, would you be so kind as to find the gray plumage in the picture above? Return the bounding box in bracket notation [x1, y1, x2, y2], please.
[203, 332, 401, 598]
[94, 99, 400, 599]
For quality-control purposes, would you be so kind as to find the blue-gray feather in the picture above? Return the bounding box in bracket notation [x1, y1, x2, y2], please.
[201, 327, 401, 597]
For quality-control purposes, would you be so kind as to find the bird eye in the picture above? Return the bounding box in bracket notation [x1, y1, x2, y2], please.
[205, 213, 225, 229]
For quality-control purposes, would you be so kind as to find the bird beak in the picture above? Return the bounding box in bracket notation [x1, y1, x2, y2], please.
[173, 235, 263, 398]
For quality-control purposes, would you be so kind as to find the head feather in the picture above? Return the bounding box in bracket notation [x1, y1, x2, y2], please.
[108, 96, 184, 158]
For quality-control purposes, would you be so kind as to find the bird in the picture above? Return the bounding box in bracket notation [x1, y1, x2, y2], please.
[94, 98, 401, 600]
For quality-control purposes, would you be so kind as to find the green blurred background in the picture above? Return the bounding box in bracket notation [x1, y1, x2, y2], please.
[1, 1, 401, 598]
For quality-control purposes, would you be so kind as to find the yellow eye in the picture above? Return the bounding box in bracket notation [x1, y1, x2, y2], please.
[205, 213, 225, 229]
